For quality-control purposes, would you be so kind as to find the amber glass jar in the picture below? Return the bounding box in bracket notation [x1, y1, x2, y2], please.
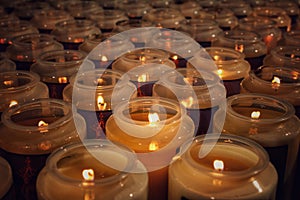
[0, 53, 16, 72]
[279, 30, 300, 47]
[205, 8, 239, 31]
[6, 33, 63, 71]
[65, 0, 103, 19]
[265, 1, 299, 25]
[117, 1, 151, 20]
[12, 1, 51, 20]
[218, 0, 252, 19]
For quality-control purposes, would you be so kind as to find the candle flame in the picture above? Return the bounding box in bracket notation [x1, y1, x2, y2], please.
[139, 55, 146, 63]
[149, 141, 159, 151]
[213, 160, 224, 171]
[97, 78, 105, 85]
[3, 80, 13, 86]
[181, 96, 194, 108]
[217, 69, 223, 77]
[38, 120, 49, 127]
[148, 112, 160, 123]
[58, 76, 68, 84]
[172, 55, 178, 60]
[235, 44, 244, 53]
[9, 100, 18, 107]
[97, 95, 107, 110]
[251, 111, 261, 119]
[213, 55, 221, 61]
[272, 76, 280, 90]
[82, 169, 94, 181]
[101, 55, 108, 62]
[137, 74, 148, 83]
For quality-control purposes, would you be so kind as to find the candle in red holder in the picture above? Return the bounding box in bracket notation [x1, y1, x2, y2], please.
[212, 30, 267, 70]
[30, 50, 87, 99]
[51, 19, 101, 50]
[214, 93, 300, 200]
[63, 69, 136, 139]
[0, 99, 86, 200]
[6, 33, 63, 71]
[153, 68, 226, 135]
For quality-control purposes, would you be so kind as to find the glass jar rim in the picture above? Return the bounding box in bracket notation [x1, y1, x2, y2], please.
[238, 17, 277, 28]
[122, 48, 170, 64]
[0, 70, 40, 93]
[271, 46, 300, 62]
[181, 133, 269, 180]
[221, 30, 262, 43]
[54, 19, 96, 30]
[226, 93, 295, 123]
[1, 98, 72, 132]
[11, 33, 55, 47]
[45, 139, 136, 185]
[205, 47, 245, 63]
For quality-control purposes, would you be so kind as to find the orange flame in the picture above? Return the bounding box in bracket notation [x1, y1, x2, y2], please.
[97, 95, 107, 110]
[149, 141, 159, 151]
[137, 74, 148, 83]
[3, 80, 13, 86]
[213, 160, 224, 171]
[235, 44, 244, 53]
[82, 169, 94, 181]
[58, 77, 68, 84]
[9, 100, 18, 108]
[38, 120, 49, 127]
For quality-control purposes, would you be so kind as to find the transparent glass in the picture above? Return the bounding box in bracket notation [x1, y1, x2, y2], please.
[65, 1, 103, 19]
[117, 1, 151, 20]
[169, 134, 278, 200]
[279, 30, 300, 47]
[212, 30, 267, 70]
[51, 19, 101, 50]
[179, 19, 222, 47]
[30, 50, 87, 99]
[12, 1, 51, 20]
[36, 140, 148, 200]
[0, 71, 49, 113]
[0, 156, 13, 199]
[263, 46, 300, 69]
[205, 8, 238, 30]
[219, 0, 252, 19]
[30, 10, 73, 34]
[265, 1, 299, 25]
[6, 33, 63, 71]
[0, 53, 16, 72]
[214, 93, 300, 200]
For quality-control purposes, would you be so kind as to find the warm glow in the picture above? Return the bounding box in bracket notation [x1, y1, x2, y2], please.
[291, 54, 295, 59]
[9, 100, 18, 107]
[101, 55, 108, 62]
[82, 169, 95, 181]
[213, 55, 221, 61]
[97, 95, 107, 110]
[213, 160, 224, 171]
[181, 96, 194, 108]
[139, 55, 146, 63]
[137, 74, 148, 83]
[272, 76, 281, 84]
[235, 44, 244, 53]
[97, 78, 105, 85]
[148, 112, 160, 124]
[3, 80, 13, 86]
[38, 120, 49, 127]
[172, 55, 178, 60]
[251, 111, 261, 119]
[217, 69, 223, 77]
[149, 141, 159, 151]
[58, 76, 68, 84]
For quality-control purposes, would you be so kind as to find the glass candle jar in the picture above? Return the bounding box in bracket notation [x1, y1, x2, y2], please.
[169, 133, 278, 200]
[179, 19, 223, 47]
[263, 46, 300, 69]
[106, 97, 194, 200]
[153, 68, 226, 135]
[63, 69, 136, 139]
[241, 65, 300, 118]
[212, 30, 267, 70]
[0, 71, 49, 116]
[112, 48, 176, 73]
[88, 10, 128, 33]
[188, 47, 251, 97]
[30, 10, 73, 34]
[117, 1, 151, 20]
[12, 1, 51, 20]
[0, 98, 86, 200]
[0, 20, 39, 52]
[0, 156, 14, 200]
[36, 140, 148, 200]
[219, 0, 253, 19]
[265, 1, 299, 25]
[85, 33, 135, 69]
[279, 30, 300, 47]
[252, 7, 292, 32]
[147, 29, 201, 68]
[142, 8, 186, 30]
[30, 50, 86, 99]
[171, 1, 202, 19]
[65, 0, 103, 20]
[51, 19, 101, 50]
[6, 33, 64, 71]
[237, 17, 282, 53]
[205, 8, 239, 31]
[214, 93, 300, 200]
[0, 53, 16, 72]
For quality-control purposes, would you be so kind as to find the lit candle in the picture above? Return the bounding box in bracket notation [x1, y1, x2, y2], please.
[36, 140, 148, 200]
[214, 93, 300, 200]
[106, 97, 194, 200]
[63, 69, 136, 139]
[169, 134, 278, 199]
[263, 46, 300, 68]
[0, 99, 86, 199]
[0, 156, 13, 199]
[241, 65, 300, 118]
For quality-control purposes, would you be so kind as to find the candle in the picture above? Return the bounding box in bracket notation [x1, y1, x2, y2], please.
[153, 68, 226, 135]
[169, 134, 278, 200]
[240, 65, 300, 118]
[188, 47, 251, 97]
[0, 156, 14, 199]
[212, 30, 267, 70]
[64, 1, 102, 20]
[206, 8, 238, 31]
[0, 71, 49, 118]
[214, 93, 300, 200]
[30, 50, 87, 99]
[0, 99, 86, 199]
[63, 69, 136, 139]
[36, 140, 148, 200]
[117, 2, 151, 20]
[106, 97, 194, 200]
